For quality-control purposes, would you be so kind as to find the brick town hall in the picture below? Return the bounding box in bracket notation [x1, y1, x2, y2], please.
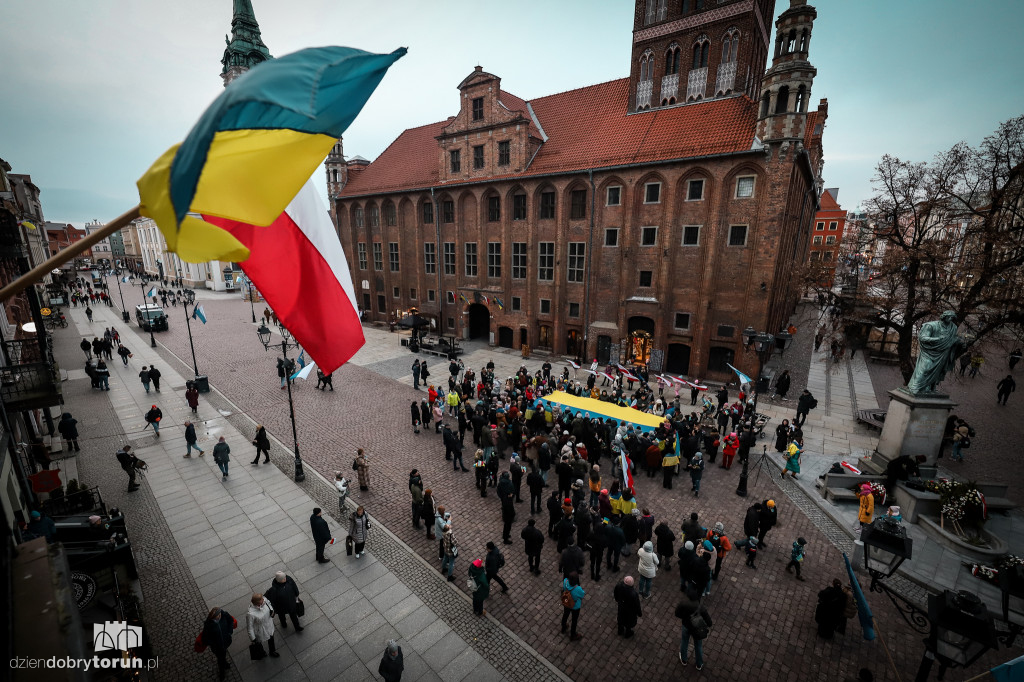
[331, 0, 827, 383]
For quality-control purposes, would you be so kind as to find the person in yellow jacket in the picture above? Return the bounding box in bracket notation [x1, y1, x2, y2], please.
[857, 483, 874, 534]
[446, 389, 460, 416]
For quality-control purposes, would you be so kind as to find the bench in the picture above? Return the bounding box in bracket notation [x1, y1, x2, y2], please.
[819, 472, 887, 503]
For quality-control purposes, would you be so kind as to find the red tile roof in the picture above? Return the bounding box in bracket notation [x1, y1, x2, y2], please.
[340, 77, 758, 198]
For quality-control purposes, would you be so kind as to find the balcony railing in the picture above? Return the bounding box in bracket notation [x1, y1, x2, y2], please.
[636, 79, 653, 110]
[1, 339, 61, 410]
[686, 67, 708, 101]
[660, 73, 679, 103]
[716, 61, 737, 95]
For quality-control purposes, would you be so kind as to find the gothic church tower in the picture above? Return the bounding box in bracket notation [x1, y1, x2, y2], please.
[220, 0, 272, 87]
[756, 0, 817, 148]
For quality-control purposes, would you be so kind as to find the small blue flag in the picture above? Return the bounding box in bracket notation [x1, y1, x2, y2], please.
[296, 350, 307, 369]
[192, 305, 207, 324]
[726, 363, 753, 386]
[121, 276, 129, 283]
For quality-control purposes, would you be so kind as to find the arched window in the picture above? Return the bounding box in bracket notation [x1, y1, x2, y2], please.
[760, 92, 771, 118]
[721, 30, 739, 63]
[775, 85, 789, 114]
[795, 85, 806, 112]
[656, 0, 667, 21]
[639, 52, 653, 82]
[775, 34, 784, 57]
[799, 29, 809, 52]
[786, 29, 797, 53]
[701, 42, 709, 67]
[665, 44, 680, 75]
[645, 0, 656, 25]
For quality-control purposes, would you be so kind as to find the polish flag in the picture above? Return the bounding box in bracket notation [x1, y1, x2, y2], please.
[566, 360, 581, 369]
[203, 179, 365, 375]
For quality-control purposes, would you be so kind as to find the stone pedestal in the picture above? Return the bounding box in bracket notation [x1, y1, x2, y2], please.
[876, 388, 957, 467]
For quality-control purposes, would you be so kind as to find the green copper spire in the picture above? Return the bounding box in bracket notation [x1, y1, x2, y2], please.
[220, 0, 272, 87]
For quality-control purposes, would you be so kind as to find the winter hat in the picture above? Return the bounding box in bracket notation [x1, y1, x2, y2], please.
[575, 479, 584, 486]
[860, 483, 872, 494]
[472, 559, 483, 568]
[766, 499, 776, 508]
[624, 576, 634, 586]
[600, 489, 608, 495]
[275, 572, 286, 583]
[643, 541, 654, 552]
[632, 508, 641, 517]
[713, 522, 725, 534]
[748, 536, 758, 546]
[702, 539, 715, 552]
[684, 541, 694, 550]
[387, 640, 399, 656]
[797, 537, 807, 546]
[563, 430, 569, 435]
[30, 511, 40, 519]
[564, 498, 572, 505]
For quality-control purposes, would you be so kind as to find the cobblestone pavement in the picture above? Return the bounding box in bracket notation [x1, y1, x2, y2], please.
[109, 290, 1013, 681]
[867, 345, 1024, 505]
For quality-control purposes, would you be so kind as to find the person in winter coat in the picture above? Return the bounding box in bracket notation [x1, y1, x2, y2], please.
[510, 455, 524, 502]
[546, 490, 562, 538]
[252, 425, 270, 464]
[138, 366, 152, 392]
[721, 433, 739, 469]
[420, 399, 432, 433]
[758, 500, 778, 547]
[614, 575, 643, 637]
[560, 537, 586, 579]
[378, 640, 404, 682]
[354, 448, 370, 490]
[675, 595, 713, 670]
[409, 470, 424, 528]
[588, 465, 602, 507]
[636, 541, 660, 598]
[432, 401, 444, 434]
[688, 452, 705, 497]
[744, 503, 762, 542]
[681, 512, 705, 547]
[786, 537, 807, 580]
[148, 365, 162, 392]
[310, 508, 332, 563]
[117, 343, 131, 366]
[857, 484, 874, 532]
[469, 558, 489, 615]
[410, 401, 421, 434]
[774, 369, 792, 400]
[795, 389, 815, 428]
[774, 419, 792, 453]
[556, 455, 574, 500]
[445, 427, 467, 471]
[815, 578, 848, 639]
[58, 412, 80, 452]
[621, 508, 640, 550]
[421, 489, 436, 539]
[706, 522, 733, 579]
[521, 518, 545, 575]
[561, 571, 585, 640]
[80, 337, 92, 359]
[183, 420, 204, 457]
[485, 541, 509, 592]
[212, 437, 230, 478]
[335, 473, 349, 514]
[654, 521, 676, 570]
[604, 517, 626, 572]
[265, 571, 303, 630]
[441, 521, 458, 581]
[201, 607, 236, 679]
[246, 593, 279, 658]
[498, 478, 516, 543]
[185, 384, 199, 414]
[349, 505, 371, 558]
[144, 404, 162, 436]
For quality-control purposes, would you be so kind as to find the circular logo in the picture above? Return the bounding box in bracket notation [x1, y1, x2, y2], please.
[40, 308, 52, 317]
[72, 571, 97, 609]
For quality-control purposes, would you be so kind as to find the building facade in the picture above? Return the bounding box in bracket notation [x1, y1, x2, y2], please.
[808, 187, 845, 285]
[333, 0, 827, 382]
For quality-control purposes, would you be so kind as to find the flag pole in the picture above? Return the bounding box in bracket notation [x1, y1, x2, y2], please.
[0, 205, 141, 303]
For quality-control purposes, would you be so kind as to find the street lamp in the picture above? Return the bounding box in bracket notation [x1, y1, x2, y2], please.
[181, 289, 199, 377]
[111, 268, 130, 323]
[240, 272, 258, 323]
[256, 322, 304, 482]
[139, 279, 156, 348]
[774, 330, 792, 353]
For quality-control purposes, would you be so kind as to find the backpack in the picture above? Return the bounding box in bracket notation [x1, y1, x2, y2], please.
[352, 458, 359, 471]
[688, 610, 712, 638]
[959, 436, 971, 449]
[560, 587, 575, 609]
[809, 398, 819, 409]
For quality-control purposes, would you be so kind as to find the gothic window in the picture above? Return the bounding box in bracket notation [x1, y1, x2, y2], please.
[640, 52, 653, 82]
[795, 85, 806, 112]
[665, 45, 681, 75]
[775, 85, 789, 114]
[692, 40, 709, 69]
[786, 29, 797, 53]
[722, 30, 739, 63]
[799, 29, 809, 53]
[761, 92, 770, 117]
[656, 0, 667, 21]
[645, 0, 656, 25]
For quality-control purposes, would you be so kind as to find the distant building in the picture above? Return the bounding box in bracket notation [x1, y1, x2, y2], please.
[808, 187, 846, 286]
[329, 0, 829, 382]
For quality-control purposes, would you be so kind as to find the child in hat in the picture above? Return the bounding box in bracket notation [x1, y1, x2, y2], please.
[786, 537, 807, 580]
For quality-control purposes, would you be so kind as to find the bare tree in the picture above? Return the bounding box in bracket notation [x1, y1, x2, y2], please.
[804, 115, 1024, 383]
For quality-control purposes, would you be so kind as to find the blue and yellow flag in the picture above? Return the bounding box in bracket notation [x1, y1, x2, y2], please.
[137, 46, 405, 263]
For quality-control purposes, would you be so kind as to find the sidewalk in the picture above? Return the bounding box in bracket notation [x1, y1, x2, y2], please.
[64, 302, 516, 682]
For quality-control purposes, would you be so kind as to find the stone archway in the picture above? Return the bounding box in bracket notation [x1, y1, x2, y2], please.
[467, 303, 490, 340]
[626, 316, 656, 364]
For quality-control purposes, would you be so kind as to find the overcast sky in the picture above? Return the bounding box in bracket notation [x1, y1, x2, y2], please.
[2, 0, 1021, 227]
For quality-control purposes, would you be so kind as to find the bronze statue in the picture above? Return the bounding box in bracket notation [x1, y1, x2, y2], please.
[906, 310, 965, 394]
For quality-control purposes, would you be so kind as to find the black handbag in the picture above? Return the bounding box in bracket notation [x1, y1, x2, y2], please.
[249, 641, 266, 660]
[296, 598, 305, 618]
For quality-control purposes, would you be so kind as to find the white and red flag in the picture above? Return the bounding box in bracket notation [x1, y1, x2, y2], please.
[204, 179, 365, 375]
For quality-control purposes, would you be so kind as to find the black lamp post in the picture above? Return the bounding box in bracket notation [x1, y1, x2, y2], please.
[240, 272, 258, 323]
[111, 268, 130, 323]
[182, 289, 199, 377]
[257, 322, 304, 482]
[859, 518, 1008, 681]
[139, 279, 156, 348]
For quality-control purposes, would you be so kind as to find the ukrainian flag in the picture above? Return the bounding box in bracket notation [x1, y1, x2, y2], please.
[137, 46, 405, 263]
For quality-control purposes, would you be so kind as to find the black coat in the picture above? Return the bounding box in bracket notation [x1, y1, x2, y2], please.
[614, 581, 642, 628]
[201, 611, 235, 653]
[266, 576, 300, 615]
[520, 524, 545, 554]
[254, 427, 270, 450]
[485, 547, 505, 574]
[776, 373, 791, 396]
[621, 514, 640, 545]
[185, 423, 197, 444]
[420, 403, 431, 423]
[744, 506, 761, 539]
[758, 503, 778, 534]
[526, 471, 545, 493]
[58, 413, 79, 439]
[378, 647, 404, 682]
[560, 545, 585, 576]
[797, 392, 815, 414]
[310, 513, 331, 544]
[145, 407, 162, 423]
[654, 522, 676, 556]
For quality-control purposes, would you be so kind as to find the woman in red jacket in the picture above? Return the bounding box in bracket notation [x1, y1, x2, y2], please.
[721, 432, 740, 470]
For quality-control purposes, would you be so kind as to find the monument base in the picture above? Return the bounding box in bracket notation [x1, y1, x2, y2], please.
[874, 388, 957, 468]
